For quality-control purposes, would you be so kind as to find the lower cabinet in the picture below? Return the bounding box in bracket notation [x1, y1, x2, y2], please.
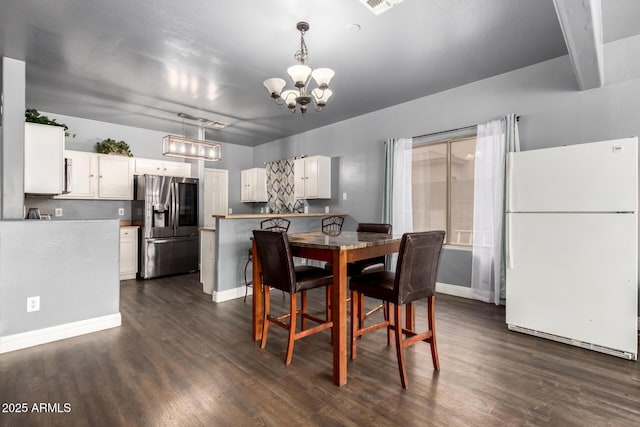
[200, 229, 216, 295]
[120, 226, 139, 280]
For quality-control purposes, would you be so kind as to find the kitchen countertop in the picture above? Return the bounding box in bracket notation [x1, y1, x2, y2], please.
[213, 212, 347, 220]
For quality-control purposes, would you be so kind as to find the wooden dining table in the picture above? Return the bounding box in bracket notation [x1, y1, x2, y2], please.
[251, 230, 402, 386]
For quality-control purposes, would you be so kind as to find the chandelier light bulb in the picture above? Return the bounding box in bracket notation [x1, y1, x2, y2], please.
[263, 78, 286, 98]
[287, 65, 312, 88]
[311, 68, 335, 88]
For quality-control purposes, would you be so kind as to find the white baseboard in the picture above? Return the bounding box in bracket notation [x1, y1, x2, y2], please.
[213, 285, 250, 303]
[0, 313, 121, 354]
[436, 282, 474, 299]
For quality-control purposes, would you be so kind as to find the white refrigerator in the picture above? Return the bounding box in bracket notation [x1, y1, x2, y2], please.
[506, 137, 638, 360]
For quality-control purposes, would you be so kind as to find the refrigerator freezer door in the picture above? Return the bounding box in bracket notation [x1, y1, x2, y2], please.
[140, 236, 199, 279]
[506, 212, 637, 357]
[508, 137, 637, 213]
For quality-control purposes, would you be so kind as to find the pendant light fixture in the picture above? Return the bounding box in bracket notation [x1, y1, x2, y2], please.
[263, 21, 334, 114]
[162, 113, 223, 161]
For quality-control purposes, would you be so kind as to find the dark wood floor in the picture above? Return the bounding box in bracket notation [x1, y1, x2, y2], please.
[1, 274, 639, 426]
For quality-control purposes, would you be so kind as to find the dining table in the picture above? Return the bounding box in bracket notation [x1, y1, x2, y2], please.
[251, 230, 402, 386]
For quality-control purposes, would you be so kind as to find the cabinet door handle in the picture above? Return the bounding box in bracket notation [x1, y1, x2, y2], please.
[89, 174, 94, 177]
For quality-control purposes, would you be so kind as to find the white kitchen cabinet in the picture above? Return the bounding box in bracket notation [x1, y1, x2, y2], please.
[134, 158, 191, 178]
[294, 155, 331, 199]
[200, 228, 216, 295]
[63, 150, 96, 198]
[120, 226, 138, 280]
[241, 168, 267, 202]
[24, 122, 65, 194]
[57, 151, 133, 200]
[99, 155, 132, 199]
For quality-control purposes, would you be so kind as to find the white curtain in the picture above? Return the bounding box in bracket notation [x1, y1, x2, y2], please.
[383, 138, 413, 270]
[471, 114, 519, 304]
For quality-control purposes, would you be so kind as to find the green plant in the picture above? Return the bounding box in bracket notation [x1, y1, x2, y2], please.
[25, 109, 75, 137]
[96, 138, 133, 157]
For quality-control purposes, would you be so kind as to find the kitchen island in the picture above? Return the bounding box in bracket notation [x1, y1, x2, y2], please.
[209, 213, 354, 302]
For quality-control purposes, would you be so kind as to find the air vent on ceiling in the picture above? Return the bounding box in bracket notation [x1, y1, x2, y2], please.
[359, 0, 405, 15]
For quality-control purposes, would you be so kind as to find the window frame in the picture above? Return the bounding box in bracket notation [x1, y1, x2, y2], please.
[412, 129, 477, 247]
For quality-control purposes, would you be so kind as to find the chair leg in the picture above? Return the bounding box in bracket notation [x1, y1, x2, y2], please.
[243, 256, 252, 302]
[301, 291, 307, 331]
[393, 303, 408, 389]
[325, 286, 331, 322]
[285, 293, 297, 365]
[260, 285, 271, 349]
[385, 302, 393, 346]
[350, 290, 358, 360]
[428, 295, 440, 371]
[358, 293, 365, 329]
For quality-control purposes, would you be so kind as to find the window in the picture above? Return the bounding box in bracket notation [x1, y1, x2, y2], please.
[412, 132, 476, 246]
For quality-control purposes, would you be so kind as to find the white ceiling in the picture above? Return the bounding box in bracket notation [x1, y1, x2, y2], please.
[1, 0, 638, 146]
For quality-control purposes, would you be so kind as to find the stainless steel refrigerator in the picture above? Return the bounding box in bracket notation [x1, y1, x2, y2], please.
[134, 175, 199, 279]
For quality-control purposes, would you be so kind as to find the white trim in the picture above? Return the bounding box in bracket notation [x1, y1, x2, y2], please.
[435, 282, 474, 299]
[0, 313, 121, 354]
[213, 286, 250, 303]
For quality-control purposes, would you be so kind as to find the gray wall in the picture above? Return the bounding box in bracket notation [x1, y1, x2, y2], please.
[0, 220, 120, 336]
[252, 35, 640, 297]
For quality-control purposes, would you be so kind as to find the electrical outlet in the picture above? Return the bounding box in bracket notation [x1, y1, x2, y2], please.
[27, 296, 40, 312]
[118, 208, 125, 216]
[342, 192, 348, 201]
[54, 208, 63, 217]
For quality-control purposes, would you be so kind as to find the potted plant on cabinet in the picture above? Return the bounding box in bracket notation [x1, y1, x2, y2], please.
[96, 138, 133, 157]
[25, 109, 75, 137]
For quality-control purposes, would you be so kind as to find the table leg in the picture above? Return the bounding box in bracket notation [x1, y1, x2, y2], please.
[251, 239, 263, 341]
[331, 249, 348, 386]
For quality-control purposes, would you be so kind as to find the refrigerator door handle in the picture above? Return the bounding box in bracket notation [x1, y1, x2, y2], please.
[172, 181, 180, 233]
[506, 213, 513, 269]
[506, 153, 513, 212]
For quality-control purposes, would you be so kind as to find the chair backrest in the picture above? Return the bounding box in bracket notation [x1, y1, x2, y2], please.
[252, 230, 297, 293]
[394, 231, 445, 305]
[356, 223, 392, 234]
[322, 215, 344, 235]
[261, 217, 291, 232]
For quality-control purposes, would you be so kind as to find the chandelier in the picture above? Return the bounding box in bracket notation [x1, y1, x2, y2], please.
[263, 21, 335, 114]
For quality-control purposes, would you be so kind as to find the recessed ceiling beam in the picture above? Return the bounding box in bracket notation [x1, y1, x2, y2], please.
[553, 0, 604, 90]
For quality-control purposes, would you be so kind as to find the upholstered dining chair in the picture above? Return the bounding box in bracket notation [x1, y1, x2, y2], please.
[349, 230, 445, 388]
[321, 215, 344, 236]
[324, 223, 392, 324]
[243, 218, 291, 301]
[252, 230, 334, 365]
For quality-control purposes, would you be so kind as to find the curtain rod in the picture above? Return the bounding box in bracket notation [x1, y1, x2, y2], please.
[413, 115, 520, 140]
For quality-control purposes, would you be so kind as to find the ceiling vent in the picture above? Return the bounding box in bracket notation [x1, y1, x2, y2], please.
[359, 0, 405, 15]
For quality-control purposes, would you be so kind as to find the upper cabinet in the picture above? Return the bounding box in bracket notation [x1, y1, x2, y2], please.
[56, 150, 133, 200]
[294, 156, 331, 199]
[134, 158, 192, 178]
[241, 168, 267, 202]
[24, 122, 65, 195]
